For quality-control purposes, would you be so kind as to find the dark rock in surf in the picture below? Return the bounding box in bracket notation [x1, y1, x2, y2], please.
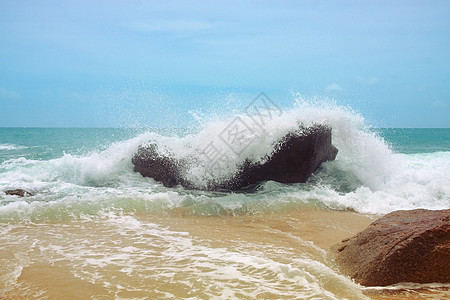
[132, 144, 186, 188]
[132, 124, 338, 191]
[4, 189, 34, 197]
[211, 125, 338, 191]
[334, 209, 450, 286]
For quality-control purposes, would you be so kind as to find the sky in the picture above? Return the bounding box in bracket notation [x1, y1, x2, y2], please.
[0, 0, 449, 128]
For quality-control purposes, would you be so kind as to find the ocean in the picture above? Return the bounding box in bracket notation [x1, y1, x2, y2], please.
[1, 102, 449, 299]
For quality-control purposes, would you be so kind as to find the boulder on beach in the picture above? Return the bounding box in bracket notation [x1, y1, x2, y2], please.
[132, 124, 338, 191]
[4, 189, 34, 197]
[334, 209, 450, 286]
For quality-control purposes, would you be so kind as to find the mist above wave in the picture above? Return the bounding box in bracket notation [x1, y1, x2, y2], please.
[0, 97, 448, 218]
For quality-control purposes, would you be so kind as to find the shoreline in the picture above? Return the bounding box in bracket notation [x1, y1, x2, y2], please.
[1, 208, 449, 299]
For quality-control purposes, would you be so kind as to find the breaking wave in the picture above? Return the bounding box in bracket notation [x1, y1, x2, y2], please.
[0, 98, 449, 222]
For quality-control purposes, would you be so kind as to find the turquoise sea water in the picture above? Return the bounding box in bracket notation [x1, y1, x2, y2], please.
[1, 123, 449, 220]
[0, 105, 449, 299]
[0, 102, 449, 220]
[375, 128, 450, 154]
[0, 128, 189, 161]
[1, 127, 449, 163]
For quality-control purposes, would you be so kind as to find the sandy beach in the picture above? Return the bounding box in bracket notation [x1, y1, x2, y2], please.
[2, 208, 448, 299]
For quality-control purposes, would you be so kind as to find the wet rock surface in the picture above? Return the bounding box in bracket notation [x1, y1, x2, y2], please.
[335, 209, 450, 286]
[132, 124, 338, 191]
[4, 189, 34, 197]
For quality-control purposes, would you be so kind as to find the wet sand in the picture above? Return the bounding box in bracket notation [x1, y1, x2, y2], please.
[1, 209, 448, 299]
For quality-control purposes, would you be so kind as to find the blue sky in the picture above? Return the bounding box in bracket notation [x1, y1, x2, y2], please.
[1, 0, 449, 127]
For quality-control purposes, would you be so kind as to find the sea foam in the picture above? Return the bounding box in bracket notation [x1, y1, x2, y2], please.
[1, 98, 449, 220]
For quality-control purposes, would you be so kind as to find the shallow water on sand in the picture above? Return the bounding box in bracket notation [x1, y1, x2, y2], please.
[1, 209, 448, 299]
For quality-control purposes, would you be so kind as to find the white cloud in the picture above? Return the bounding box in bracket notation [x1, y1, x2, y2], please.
[356, 76, 379, 85]
[124, 20, 214, 33]
[325, 83, 343, 92]
[0, 87, 20, 100]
